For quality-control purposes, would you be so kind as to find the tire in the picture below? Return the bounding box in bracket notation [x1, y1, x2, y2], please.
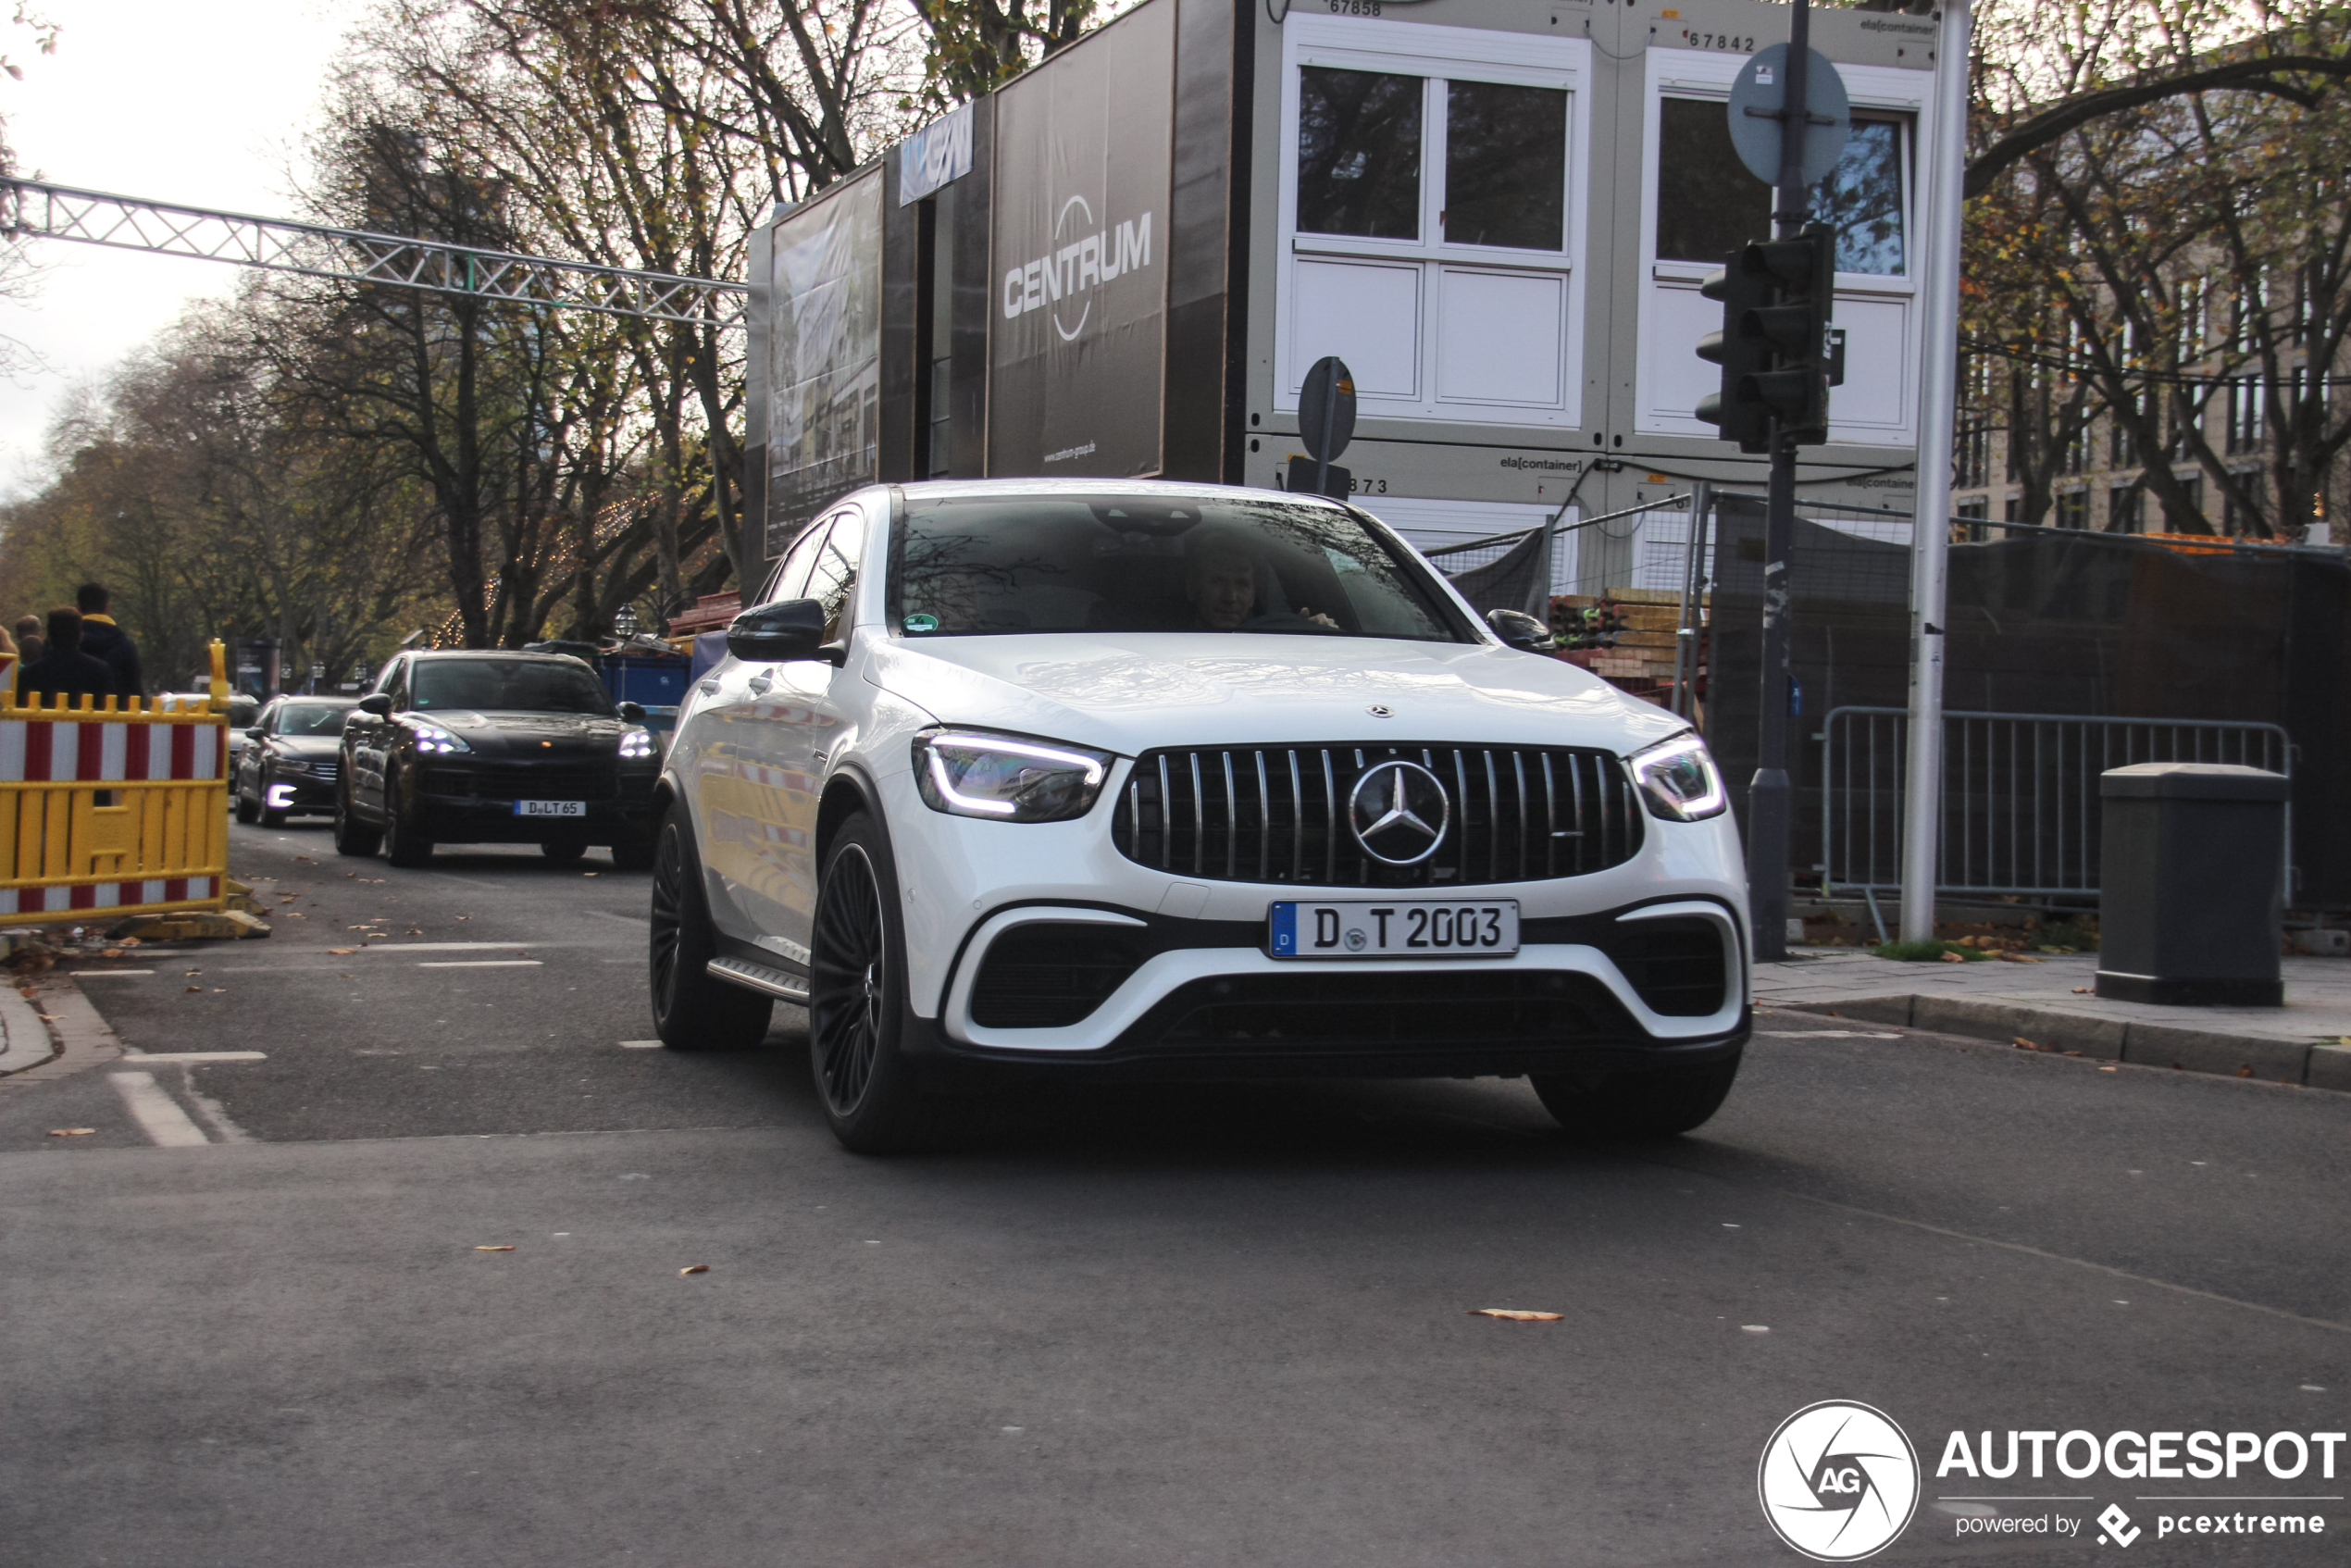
[1531, 1054, 1741, 1139]
[257, 768, 288, 828]
[809, 812, 936, 1154]
[381, 765, 434, 868]
[233, 775, 260, 825]
[609, 835, 654, 872]
[648, 807, 773, 1051]
[541, 840, 588, 865]
[332, 785, 382, 858]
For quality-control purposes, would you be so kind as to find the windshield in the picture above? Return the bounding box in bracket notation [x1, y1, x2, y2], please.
[275, 703, 353, 737]
[410, 659, 612, 715]
[889, 494, 1464, 641]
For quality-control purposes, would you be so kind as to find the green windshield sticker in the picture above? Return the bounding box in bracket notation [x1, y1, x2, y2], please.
[902, 613, 939, 632]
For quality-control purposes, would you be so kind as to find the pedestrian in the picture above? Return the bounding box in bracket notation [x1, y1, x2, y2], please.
[0, 623, 16, 702]
[14, 614, 44, 666]
[75, 582, 143, 700]
[18, 607, 116, 707]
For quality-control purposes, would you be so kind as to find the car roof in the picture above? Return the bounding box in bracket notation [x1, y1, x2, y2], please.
[878, 477, 1355, 511]
[404, 650, 591, 664]
[271, 694, 357, 704]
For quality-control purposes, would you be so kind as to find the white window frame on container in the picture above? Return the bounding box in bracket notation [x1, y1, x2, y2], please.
[1634, 48, 1934, 446]
[1275, 14, 1592, 430]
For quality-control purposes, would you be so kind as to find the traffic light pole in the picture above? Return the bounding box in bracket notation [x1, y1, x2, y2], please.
[1747, 0, 1813, 964]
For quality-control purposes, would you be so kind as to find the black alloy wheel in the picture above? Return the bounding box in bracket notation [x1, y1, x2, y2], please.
[381, 763, 434, 868]
[541, 841, 587, 865]
[1530, 1054, 1742, 1139]
[257, 765, 288, 828]
[332, 783, 382, 857]
[808, 813, 935, 1153]
[647, 808, 771, 1051]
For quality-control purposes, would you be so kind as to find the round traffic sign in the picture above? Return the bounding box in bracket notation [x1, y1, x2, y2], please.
[1726, 44, 1850, 190]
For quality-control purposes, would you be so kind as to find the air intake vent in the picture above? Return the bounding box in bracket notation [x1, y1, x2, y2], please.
[970, 922, 1149, 1028]
[1111, 744, 1642, 889]
[1602, 918, 1728, 1016]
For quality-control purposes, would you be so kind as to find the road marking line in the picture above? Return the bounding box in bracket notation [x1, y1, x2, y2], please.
[108, 1071, 211, 1146]
[68, 969, 155, 977]
[417, 960, 542, 968]
[619, 1039, 663, 1049]
[121, 1051, 267, 1063]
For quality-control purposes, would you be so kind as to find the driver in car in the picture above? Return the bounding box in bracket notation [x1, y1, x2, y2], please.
[1183, 530, 1337, 630]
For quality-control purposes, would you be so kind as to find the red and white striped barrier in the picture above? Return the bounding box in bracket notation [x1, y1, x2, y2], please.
[0, 875, 218, 916]
[0, 717, 222, 784]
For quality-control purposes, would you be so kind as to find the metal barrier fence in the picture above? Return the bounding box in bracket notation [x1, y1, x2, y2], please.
[0, 656, 231, 926]
[1820, 707, 2293, 899]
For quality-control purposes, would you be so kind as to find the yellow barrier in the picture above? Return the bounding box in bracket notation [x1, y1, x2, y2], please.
[0, 641, 232, 927]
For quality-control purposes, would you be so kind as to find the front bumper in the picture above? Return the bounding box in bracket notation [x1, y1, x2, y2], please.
[263, 771, 338, 815]
[914, 896, 1748, 1078]
[411, 765, 657, 843]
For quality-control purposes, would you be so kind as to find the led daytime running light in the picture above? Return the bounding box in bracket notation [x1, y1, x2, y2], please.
[1630, 731, 1726, 821]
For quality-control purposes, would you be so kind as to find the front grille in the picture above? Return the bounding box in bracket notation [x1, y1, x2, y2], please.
[1112, 743, 1644, 888]
[1154, 970, 1637, 1052]
[971, 923, 1148, 1028]
[424, 765, 616, 801]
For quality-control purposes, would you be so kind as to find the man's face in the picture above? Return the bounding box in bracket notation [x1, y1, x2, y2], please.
[1188, 554, 1257, 629]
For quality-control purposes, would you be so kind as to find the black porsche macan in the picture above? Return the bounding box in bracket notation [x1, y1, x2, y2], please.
[334, 651, 660, 868]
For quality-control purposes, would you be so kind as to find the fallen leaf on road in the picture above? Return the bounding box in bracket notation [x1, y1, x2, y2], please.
[2013, 1037, 2041, 1051]
[211, 989, 226, 994]
[100, 948, 122, 959]
[184, 985, 201, 993]
[328, 948, 357, 955]
[1993, 952, 2042, 964]
[46, 1127, 94, 1137]
[2237, 1064, 2256, 1077]
[679, 1264, 709, 1275]
[1469, 1308, 1560, 1322]
[473, 1245, 515, 1252]
[582, 872, 597, 877]
[2072, 987, 2093, 994]
[2098, 1064, 2119, 1073]
[1940, 951, 1966, 964]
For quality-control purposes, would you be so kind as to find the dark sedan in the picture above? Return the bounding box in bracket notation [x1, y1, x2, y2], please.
[234, 695, 359, 827]
[334, 651, 659, 869]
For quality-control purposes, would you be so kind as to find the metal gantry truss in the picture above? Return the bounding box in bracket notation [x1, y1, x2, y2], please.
[0, 179, 746, 329]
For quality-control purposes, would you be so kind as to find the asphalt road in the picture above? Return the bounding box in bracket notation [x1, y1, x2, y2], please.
[1, 817, 2345, 1565]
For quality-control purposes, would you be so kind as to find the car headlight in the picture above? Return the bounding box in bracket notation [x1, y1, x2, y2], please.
[913, 729, 1113, 823]
[1629, 731, 1726, 821]
[273, 756, 311, 775]
[618, 728, 656, 760]
[406, 719, 470, 755]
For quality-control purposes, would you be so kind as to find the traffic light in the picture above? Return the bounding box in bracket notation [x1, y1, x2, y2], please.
[1696, 259, 1774, 454]
[1694, 222, 1838, 450]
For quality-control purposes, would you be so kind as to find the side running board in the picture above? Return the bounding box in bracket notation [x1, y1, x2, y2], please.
[705, 957, 810, 1003]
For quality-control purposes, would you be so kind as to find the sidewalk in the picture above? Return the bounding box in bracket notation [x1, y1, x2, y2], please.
[1755, 948, 2351, 1091]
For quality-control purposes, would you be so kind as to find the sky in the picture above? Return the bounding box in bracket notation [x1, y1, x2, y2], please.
[0, 0, 359, 497]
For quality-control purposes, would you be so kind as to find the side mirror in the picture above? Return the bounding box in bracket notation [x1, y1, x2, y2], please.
[245, 727, 267, 741]
[616, 701, 646, 722]
[358, 693, 393, 717]
[727, 599, 830, 664]
[1486, 608, 1556, 653]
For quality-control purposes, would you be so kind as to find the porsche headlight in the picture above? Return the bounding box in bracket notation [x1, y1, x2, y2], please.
[407, 719, 470, 755]
[1629, 731, 1726, 821]
[618, 728, 656, 760]
[913, 729, 1113, 823]
[273, 756, 312, 775]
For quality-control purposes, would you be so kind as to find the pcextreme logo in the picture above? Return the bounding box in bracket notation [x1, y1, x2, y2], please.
[1758, 1401, 1922, 1562]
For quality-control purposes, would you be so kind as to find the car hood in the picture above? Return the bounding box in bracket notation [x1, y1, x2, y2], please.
[267, 735, 344, 761]
[405, 709, 632, 758]
[863, 633, 1688, 756]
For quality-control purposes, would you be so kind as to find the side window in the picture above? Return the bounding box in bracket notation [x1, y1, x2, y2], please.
[384, 659, 409, 712]
[765, 515, 840, 606]
[804, 511, 866, 643]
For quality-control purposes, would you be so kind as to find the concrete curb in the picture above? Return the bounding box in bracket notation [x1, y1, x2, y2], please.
[0, 976, 122, 1086]
[1806, 993, 2349, 1090]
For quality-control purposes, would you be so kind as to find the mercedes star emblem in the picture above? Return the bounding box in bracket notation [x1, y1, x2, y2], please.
[1366, 704, 1394, 718]
[1348, 760, 1449, 865]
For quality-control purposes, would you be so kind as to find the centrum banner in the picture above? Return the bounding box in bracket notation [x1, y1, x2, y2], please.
[986, 0, 1173, 479]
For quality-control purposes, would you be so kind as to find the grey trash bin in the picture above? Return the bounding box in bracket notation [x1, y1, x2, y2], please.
[2096, 763, 2289, 1006]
